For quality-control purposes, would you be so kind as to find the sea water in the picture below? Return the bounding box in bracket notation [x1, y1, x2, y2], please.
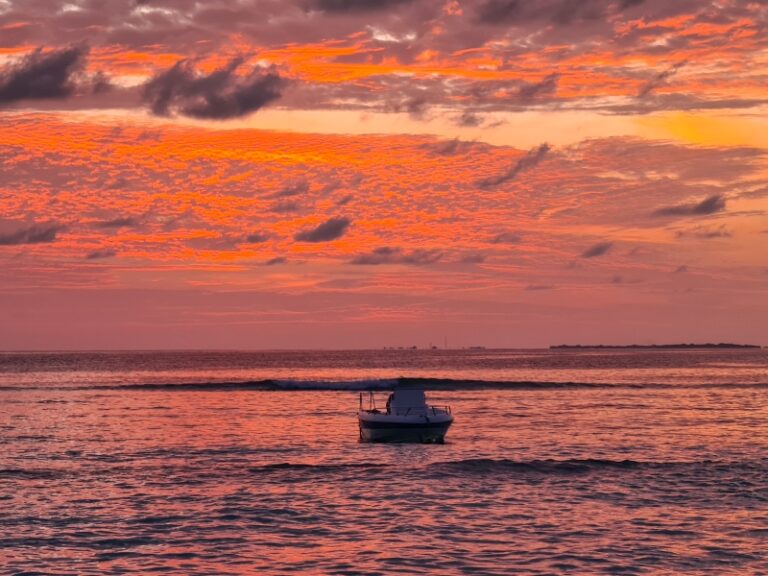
[1, 348, 767, 574]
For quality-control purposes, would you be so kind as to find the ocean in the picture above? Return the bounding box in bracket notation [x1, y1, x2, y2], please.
[1, 348, 767, 575]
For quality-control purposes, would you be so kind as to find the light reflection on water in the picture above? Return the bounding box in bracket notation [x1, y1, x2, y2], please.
[1, 350, 767, 574]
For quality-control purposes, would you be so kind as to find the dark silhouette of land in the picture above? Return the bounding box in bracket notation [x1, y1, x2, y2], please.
[550, 343, 760, 350]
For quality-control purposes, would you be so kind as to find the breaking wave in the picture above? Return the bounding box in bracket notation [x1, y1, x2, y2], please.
[0, 376, 764, 392]
[237, 457, 768, 477]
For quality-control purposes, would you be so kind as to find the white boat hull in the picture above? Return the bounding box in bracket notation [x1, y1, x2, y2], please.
[358, 411, 453, 443]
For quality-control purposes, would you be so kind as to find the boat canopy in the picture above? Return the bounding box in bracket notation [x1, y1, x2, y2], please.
[389, 389, 427, 413]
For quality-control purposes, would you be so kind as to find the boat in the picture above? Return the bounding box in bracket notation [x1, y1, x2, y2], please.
[357, 388, 453, 443]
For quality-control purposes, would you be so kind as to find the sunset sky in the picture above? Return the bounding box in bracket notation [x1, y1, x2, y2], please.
[1, 0, 766, 349]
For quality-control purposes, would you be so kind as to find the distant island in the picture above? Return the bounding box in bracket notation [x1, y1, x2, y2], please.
[550, 343, 761, 349]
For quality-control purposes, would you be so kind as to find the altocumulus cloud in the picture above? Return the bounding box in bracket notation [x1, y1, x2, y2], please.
[143, 57, 283, 119]
[294, 217, 351, 242]
[0, 224, 64, 245]
[0, 46, 88, 104]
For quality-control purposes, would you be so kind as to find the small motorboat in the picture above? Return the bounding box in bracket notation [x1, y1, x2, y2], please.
[357, 388, 453, 443]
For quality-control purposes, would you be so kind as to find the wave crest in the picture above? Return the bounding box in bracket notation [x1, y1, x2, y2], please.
[2, 376, 765, 392]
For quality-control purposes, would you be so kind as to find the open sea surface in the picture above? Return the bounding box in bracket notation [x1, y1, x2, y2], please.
[1, 348, 767, 575]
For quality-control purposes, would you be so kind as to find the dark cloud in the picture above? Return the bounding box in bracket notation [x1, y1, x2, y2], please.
[350, 246, 443, 265]
[311, 0, 416, 12]
[264, 256, 286, 265]
[611, 274, 623, 284]
[461, 75, 559, 108]
[336, 194, 353, 206]
[525, 284, 555, 290]
[490, 231, 522, 244]
[317, 278, 364, 289]
[460, 253, 486, 264]
[478, 143, 550, 188]
[475, 0, 641, 25]
[0, 1, 760, 118]
[143, 57, 283, 119]
[456, 111, 482, 127]
[86, 249, 117, 260]
[272, 201, 301, 213]
[603, 94, 768, 115]
[652, 194, 726, 217]
[185, 235, 243, 251]
[581, 241, 613, 258]
[104, 177, 128, 190]
[476, 0, 524, 23]
[274, 180, 309, 198]
[516, 73, 559, 102]
[387, 95, 429, 119]
[294, 216, 351, 242]
[0, 45, 88, 105]
[90, 71, 113, 95]
[96, 217, 138, 228]
[674, 265, 688, 273]
[0, 223, 64, 245]
[352, 247, 399, 266]
[245, 232, 270, 243]
[426, 139, 484, 156]
[738, 186, 768, 200]
[676, 225, 732, 239]
[319, 181, 341, 195]
[637, 61, 686, 98]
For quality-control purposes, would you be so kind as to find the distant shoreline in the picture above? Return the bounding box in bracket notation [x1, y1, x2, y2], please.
[550, 343, 761, 350]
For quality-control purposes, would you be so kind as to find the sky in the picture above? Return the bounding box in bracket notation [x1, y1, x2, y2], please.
[0, 0, 767, 349]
